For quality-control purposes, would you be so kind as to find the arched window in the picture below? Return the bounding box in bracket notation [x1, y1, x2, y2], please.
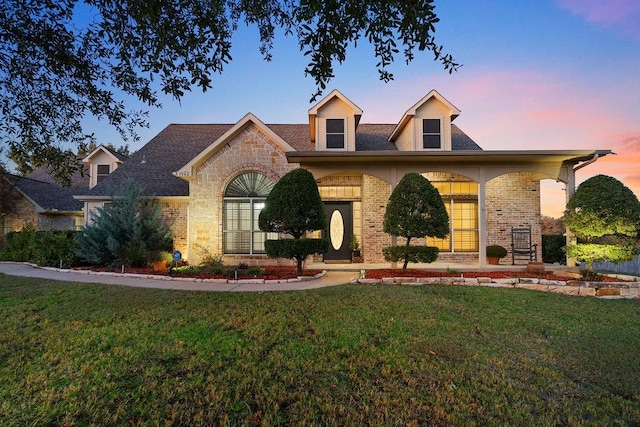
[223, 172, 276, 254]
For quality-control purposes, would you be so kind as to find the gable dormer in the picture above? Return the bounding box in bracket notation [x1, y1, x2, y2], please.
[82, 145, 127, 188]
[389, 90, 461, 151]
[308, 90, 363, 152]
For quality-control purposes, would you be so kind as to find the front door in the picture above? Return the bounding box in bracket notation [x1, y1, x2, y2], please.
[323, 202, 352, 261]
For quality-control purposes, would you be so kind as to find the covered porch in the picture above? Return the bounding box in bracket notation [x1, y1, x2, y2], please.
[289, 149, 611, 268]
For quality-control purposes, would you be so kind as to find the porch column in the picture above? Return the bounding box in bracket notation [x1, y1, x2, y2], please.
[390, 166, 398, 268]
[478, 168, 487, 267]
[565, 167, 577, 267]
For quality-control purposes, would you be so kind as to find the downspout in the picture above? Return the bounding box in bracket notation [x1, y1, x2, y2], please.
[573, 153, 600, 173]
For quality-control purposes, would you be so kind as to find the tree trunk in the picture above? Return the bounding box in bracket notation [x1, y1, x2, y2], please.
[295, 256, 304, 275]
[402, 237, 411, 271]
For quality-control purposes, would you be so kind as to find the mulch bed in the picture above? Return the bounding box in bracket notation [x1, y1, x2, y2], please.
[73, 265, 323, 281]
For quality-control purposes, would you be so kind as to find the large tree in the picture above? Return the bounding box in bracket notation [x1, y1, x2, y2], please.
[258, 168, 328, 274]
[1, 0, 458, 184]
[562, 175, 640, 270]
[382, 172, 449, 270]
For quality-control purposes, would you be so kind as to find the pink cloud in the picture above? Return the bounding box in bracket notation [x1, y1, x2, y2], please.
[556, 0, 640, 39]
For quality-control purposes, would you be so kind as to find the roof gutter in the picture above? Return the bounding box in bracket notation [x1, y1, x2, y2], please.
[573, 151, 611, 172]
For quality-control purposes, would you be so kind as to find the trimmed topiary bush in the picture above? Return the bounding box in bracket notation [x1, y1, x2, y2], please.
[382, 173, 449, 270]
[259, 168, 328, 274]
[562, 175, 640, 270]
[382, 246, 439, 265]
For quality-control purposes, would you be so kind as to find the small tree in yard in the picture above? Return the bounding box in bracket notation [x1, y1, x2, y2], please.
[383, 173, 449, 270]
[562, 175, 640, 270]
[76, 178, 173, 267]
[258, 168, 328, 274]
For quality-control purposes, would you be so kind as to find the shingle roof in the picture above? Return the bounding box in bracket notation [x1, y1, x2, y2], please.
[27, 159, 90, 190]
[79, 121, 481, 197]
[5, 174, 83, 212]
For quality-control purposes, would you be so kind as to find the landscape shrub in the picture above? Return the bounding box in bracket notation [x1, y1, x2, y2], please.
[0, 224, 36, 261]
[382, 173, 448, 270]
[259, 168, 328, 274]
[32, 230, 80, 267]
[382, 246, 439, 265]
[0, 227, 80, 267]
[542, 234, 565, 264]
[75, 179, 173, 267]
[265, 238, 329, 263]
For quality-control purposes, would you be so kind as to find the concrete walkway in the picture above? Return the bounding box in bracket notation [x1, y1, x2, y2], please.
[0, 262, 357, 292]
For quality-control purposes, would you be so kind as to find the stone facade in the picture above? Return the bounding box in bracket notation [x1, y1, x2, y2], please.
[186, 123, 298, 265]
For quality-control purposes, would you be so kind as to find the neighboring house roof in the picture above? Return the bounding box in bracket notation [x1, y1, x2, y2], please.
[27, 159, 90, 189]
[4, 174, 83, 212]
[78, 120, 481, 198]
[82, 145, 129, 163]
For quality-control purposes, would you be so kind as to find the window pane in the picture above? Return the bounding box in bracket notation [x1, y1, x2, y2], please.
[427, 236, 451, 251]
[327, 134, 345, 149]
[326, 119, 344, 133]
[453, 230, 479, 252]
[97, 164, 110, 174]
[225, 172, 274, 197]
[423, 119, 440, 134]
[224, 231, 251, 254]
[423, 135, 441, 149]
[432, 182, 450, 195]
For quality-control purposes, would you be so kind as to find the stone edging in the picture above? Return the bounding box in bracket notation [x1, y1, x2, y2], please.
[351, 276, 640, 299]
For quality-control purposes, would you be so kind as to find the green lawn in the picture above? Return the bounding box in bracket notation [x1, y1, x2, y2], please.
[1, 274, 639, 426]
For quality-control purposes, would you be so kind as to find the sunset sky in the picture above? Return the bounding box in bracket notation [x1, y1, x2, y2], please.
[79, 1, 640, 217]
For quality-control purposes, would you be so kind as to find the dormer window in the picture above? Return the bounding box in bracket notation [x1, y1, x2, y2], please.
[326, 119, 345, 149]
[96, 164, 110, 183]
[422, 119, 441, 149]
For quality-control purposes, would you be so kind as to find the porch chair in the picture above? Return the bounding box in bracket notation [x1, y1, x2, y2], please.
[511, 226, 538, 265]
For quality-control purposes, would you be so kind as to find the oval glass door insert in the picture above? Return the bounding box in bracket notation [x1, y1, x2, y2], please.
[329, 210, 344, 251]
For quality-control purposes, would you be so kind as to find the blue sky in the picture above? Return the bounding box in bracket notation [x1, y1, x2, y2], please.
[83, 1, 640, 216]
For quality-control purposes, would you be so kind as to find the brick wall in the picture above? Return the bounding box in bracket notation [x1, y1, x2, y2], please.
[159, 200, 189, 256]
[486, 172, 542, 264]
[187, 123, 298, 265]
[362, 174, 392, 263]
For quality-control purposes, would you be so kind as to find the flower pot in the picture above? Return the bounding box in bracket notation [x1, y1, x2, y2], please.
[487, 257, 501, 265]
[151, 260, 168, 272]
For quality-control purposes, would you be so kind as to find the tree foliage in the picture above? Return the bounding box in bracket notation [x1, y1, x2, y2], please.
[258, 168, 327, 273]
[1, 0, 457, 183]
[563, 175, 640, 240]
[562, 175, 640, 270]
[75, 178, 173, 267]
[383, 173, 449, 270]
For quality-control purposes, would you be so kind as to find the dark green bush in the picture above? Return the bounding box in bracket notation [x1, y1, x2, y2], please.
[0, 227, 80, 268]
[0, 224, 36, 261]
[486, 245, 507, 258]
[542, 234, 566, 264]
[382, 246, 439, 265]
[265, 238, 329, 261]
[32, 230, 80, 267]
